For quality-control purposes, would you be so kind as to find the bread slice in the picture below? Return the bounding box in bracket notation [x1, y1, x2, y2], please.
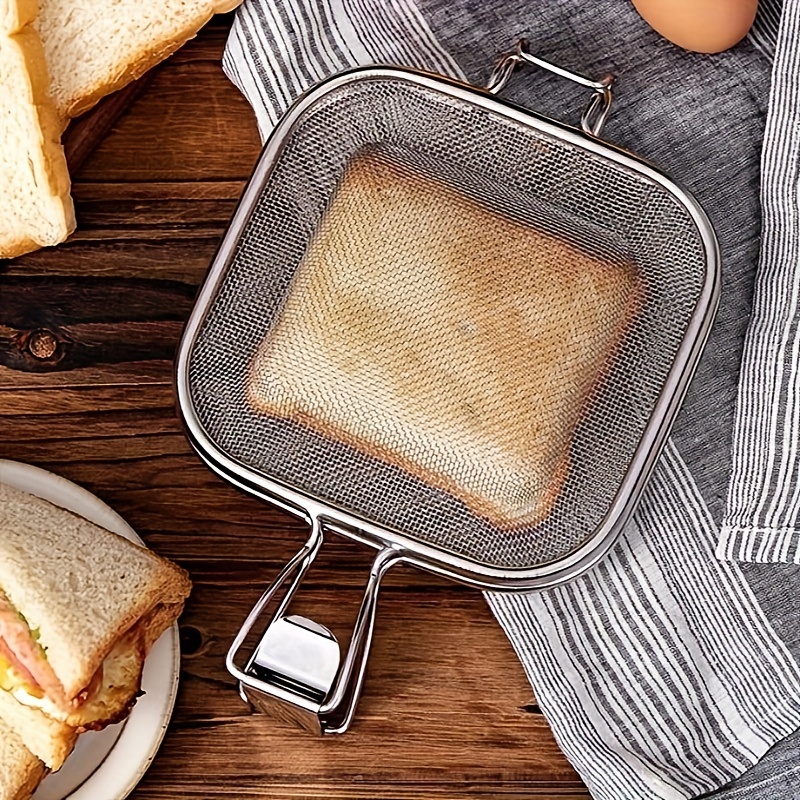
[0, 690, 76, 772]
[0, 0, 75, 259]
[0, 718, 46, 800]
[36, 0, 243, 121]
[248, 155, 640, 529]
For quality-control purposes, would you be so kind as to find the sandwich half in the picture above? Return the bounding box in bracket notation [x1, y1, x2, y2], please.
[0, 482, 191, 768]
[0, 718, 46, 800]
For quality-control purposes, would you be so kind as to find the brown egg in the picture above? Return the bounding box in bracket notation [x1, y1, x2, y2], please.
[631, 0, 759, 53]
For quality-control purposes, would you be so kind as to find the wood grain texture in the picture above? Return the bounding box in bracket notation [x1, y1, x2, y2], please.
[63, 76, 155, 173]
[0, 20, 589, 800]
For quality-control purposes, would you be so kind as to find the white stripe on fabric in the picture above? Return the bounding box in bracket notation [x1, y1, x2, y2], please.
[223, 13, 278, 135]
[490, 442, 800, 799]
[748, 0, 783, 57]
[494, 596, 689, 800]
[721, 0, 800, 564]
[645, 447, 800, 739]
[223, 0, 466, 142]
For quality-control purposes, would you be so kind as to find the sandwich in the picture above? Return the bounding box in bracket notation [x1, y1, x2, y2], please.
[0, 482, 192, 770]
[0, 718, 45, 800]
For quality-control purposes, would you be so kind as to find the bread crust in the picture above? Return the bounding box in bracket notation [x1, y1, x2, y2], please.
[1, 0, 37, 33]
[0, 234, 43, 261]
[9, 760, 47, 800]
[248, 155, 641, 530]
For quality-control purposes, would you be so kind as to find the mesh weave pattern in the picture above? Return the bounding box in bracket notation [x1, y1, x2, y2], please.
[187, 76, 708, 570]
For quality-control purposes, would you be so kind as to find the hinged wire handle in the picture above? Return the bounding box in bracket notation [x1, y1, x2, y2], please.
[226, 517, 405, 734]
[486, 39, 614, 137]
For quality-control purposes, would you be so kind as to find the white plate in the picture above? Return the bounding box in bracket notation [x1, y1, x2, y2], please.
[0, 460, 181, 800]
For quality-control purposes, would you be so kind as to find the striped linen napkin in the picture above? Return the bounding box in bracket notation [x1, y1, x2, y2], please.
[719, 0, 800, 564]
[223, 1, 800, 797]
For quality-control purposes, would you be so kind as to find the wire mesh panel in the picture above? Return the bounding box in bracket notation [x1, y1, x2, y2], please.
[186, 73, 710, 571]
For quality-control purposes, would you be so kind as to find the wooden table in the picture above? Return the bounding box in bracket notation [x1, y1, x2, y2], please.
[0, 17, 588, 800]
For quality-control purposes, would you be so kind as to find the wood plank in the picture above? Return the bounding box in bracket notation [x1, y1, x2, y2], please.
[0, 363, 173, 388]
[0, 276, 194, 374]
[0, 384, 175, 410]
[134, 579, 584, 795]
[3, 237, 223, 283]
[70, 181, 246, 201]
[133, 787, 588, 800]
[75, 35, 262, 182]
[63, 76, 155, 173]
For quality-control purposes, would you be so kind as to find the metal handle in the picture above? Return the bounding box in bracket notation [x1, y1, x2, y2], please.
[486, 39, 614, 137]
[226, 517, 403, 734]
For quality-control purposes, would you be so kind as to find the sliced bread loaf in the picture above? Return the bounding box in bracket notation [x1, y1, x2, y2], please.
[36, 0, 242, 121]
[0, 0, 74, 259]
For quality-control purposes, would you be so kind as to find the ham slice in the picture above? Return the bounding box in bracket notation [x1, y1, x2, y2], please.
[0, 590, 65, 701]
[0, 635, 39, 689]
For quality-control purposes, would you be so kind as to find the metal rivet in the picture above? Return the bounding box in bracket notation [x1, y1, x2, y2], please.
[28, 329, 59, 360]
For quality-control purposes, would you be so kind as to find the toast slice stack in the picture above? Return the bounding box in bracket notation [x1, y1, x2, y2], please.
[1, 0, 241, 259]
[0, 0, 74, 259]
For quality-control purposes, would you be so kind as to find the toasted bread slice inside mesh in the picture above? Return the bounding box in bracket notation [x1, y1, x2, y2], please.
[248, 154, 640, 529]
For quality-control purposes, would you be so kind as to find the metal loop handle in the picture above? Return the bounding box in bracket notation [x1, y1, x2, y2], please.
[486, 39, 614, 137]
[226, 517, 403, 734]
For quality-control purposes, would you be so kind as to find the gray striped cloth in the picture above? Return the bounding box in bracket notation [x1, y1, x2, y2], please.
[223, 1, 800, 797]
[720, 0, 800, 564]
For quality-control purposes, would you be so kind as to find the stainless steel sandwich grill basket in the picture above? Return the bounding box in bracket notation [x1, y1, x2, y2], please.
[176, 41, 720, 734]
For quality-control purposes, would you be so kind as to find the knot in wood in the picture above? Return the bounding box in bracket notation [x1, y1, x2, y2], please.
[28, 329, 59, 360]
